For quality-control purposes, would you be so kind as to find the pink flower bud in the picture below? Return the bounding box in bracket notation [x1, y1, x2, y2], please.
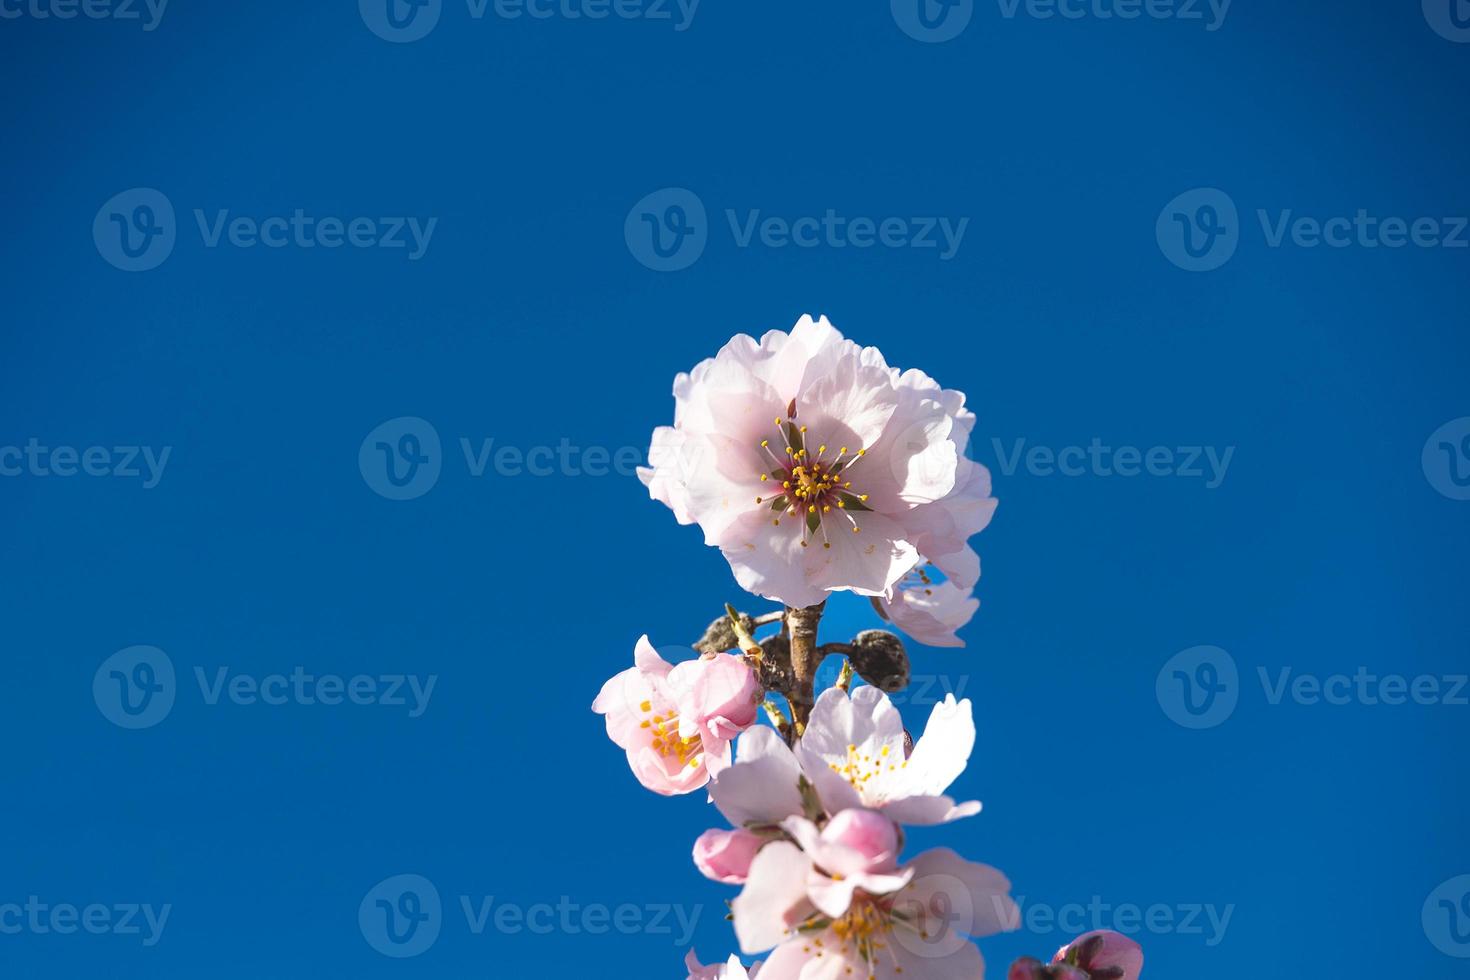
[819, 808, 899, 873]
[668, 653, 761, 742]
[692, 828, 764, 884]
[1053, 930, 1144, 980]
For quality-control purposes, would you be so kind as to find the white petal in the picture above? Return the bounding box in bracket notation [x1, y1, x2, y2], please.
[710, 726, 806, 827]
[879, 795, 981, 826]
[732, 842, 814, 954]
[897, 695, 975, 798]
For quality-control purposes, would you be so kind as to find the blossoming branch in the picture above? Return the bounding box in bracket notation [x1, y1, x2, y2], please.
[592, 316, 1144, 980]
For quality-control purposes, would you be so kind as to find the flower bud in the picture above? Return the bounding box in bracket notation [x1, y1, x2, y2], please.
[692, 828, 764, 884]
[667, 652, 762, 742]
[1053, 930, 1144, 980]
[1008, 957, 1047, 980]
[820, 808, 899, 872]
[848, 630, 909, 692]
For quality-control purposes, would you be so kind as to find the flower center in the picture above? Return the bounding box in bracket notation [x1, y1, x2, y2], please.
[637, 700, 702, 770]
[796, 892, 928, 979]
[828, 742, 906, 795]
[753, 416, 872, 549]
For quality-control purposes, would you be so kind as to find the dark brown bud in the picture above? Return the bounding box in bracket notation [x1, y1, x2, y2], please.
[848, 629, 909, 692]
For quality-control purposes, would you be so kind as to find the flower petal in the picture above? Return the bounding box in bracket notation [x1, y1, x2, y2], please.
[732, 842, 815, 954]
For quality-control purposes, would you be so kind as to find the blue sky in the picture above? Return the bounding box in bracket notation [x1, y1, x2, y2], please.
[1, 1, 1468, 977]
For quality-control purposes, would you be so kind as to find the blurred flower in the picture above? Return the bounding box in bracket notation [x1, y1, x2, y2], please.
[1053, 930, 1144, 980]
[638, 315, 995, 609]
[795, 686, 982, 825]
[592, 636, 759, 795]
[684, 949, 760, 979]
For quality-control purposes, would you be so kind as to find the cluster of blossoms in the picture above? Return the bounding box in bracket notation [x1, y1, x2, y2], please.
[595, 318, 1144, 979]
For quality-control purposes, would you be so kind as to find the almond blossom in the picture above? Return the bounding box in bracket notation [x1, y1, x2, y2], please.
[592, 635, 760, 795]
[880, 562, 980, 648]
[731, 838, 1017, 980]
[596, 319, 1144, 979]
[795, 686, 982, 826]
[637, 316, 996, 610]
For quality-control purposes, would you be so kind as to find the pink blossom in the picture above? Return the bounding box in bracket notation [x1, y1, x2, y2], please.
[795, 686, 982, 825]
[731, 840, 1017, 979]
[591, 636, 760, 795]
[637, 316, 995, 608]
[668, 651, 762, 743]
[1053, 931, 1144, 980]
[780, 812, 913, 919]
[693, 828, 766, 884]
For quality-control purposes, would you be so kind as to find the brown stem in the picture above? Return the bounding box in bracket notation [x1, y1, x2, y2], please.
[784, 601, 827, 735]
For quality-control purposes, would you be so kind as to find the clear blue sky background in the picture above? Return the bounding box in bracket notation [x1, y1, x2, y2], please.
[2, 1, 1468, 977]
